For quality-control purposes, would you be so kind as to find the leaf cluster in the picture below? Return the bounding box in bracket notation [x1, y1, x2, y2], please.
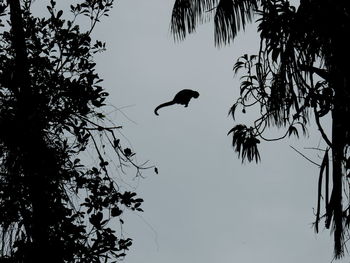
[0, 1, 151, 262]
[171, 0, 350, 259]
[170, 0, 258, 46]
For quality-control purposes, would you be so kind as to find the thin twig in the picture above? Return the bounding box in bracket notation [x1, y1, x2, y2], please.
[290, 145, 320, 167]
[206, 6, 217, 13]
[304, 147, 327, 152]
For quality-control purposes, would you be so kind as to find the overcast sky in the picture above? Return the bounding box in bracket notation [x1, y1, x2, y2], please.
[68, 0, 349, 262]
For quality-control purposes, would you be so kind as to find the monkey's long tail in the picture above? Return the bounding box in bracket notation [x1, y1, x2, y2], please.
[154, 101, 175, 116]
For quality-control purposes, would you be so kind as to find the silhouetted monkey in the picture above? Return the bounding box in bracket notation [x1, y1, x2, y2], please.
[154, 89, 199, 116]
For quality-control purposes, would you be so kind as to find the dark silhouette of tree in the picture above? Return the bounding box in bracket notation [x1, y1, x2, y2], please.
[0, 1, 152, 262]
[171, 0, 350, 259]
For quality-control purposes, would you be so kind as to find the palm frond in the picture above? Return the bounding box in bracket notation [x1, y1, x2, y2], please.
[170, 0, 258, 44]
[170, 0, 196, 41]
[170, 0, 217, 41]
[214, 0, 258, 46]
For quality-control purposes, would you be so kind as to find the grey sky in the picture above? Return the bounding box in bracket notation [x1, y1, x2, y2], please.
[78, 0, 347, 262]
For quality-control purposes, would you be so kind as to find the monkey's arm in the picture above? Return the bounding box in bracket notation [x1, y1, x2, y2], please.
[154, 101, 175, 116]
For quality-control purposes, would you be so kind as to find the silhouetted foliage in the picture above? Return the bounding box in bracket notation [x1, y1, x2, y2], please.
[171, 0, 350, 259]
[0, 1, 152, 262]
[171, 0, 258, 46]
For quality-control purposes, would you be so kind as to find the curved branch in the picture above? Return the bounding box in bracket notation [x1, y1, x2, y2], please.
[313, 107, 332, 147]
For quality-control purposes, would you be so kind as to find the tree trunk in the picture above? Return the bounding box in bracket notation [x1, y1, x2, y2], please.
[331, 87, 345, 258]
[9, 2, 54, 262]
[328, 41, 350, 259]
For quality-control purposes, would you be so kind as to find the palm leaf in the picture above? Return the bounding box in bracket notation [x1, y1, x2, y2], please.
[171, 0, 217, 41]
[171, 0, 258, 45]
[171, 0, 196, 40]
[214, 0, 258, 46]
